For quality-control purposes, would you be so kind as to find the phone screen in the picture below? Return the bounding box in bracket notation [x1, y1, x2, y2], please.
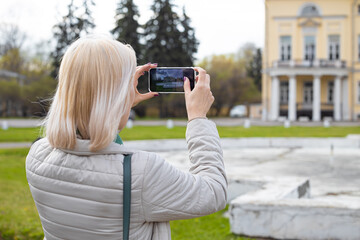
[149, 68, 195, 93]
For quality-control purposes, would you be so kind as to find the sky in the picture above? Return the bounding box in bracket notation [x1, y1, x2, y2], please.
[0, 0, 265, 61]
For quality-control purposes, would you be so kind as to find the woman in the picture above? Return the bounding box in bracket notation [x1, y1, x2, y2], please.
[26, 35, 227, 240]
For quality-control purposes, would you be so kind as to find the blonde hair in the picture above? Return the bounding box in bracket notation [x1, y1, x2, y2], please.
[43, 35, 136, 152]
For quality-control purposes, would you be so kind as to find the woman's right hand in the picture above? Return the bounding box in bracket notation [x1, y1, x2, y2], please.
[184, 67, 214, 121]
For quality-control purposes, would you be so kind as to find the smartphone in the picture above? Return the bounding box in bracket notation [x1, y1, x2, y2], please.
[148, 67, 195, 93]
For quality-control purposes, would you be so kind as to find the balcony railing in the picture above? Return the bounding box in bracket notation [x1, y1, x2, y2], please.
[280, 102, 334, 110]
[273, 59, 346, 68]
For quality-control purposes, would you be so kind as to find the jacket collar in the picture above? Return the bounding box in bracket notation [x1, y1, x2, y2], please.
[59, 138, 135, 156]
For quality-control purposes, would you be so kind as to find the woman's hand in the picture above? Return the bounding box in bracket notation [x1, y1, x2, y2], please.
[132, 63, 159, 107]
[183, 67, 214, 121]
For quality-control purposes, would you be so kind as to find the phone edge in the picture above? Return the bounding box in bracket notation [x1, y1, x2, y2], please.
[147, 67, 195, 93]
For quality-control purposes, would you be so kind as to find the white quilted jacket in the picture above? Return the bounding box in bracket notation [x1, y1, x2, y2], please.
[26, 118, 227, 240]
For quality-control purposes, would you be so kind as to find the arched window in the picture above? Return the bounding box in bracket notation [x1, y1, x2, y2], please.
[300, 4, 320, 17]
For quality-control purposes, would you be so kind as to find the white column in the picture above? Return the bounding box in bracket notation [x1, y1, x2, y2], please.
[271, 76, 280, 120]
[342, 78, 349, 120]
[288, 75, 297, 121]
[312, 75, 321, 121]
[334, 76, 342, 121]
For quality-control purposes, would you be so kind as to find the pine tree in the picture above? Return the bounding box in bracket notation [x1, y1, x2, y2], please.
[50, 0, 95, 78]
[140, 0, 199, 118]
[246, 48, 262, 91]
[111, 0, 142, 61]
[79, 0, 96, 34]
[143, 0, 183, 66]
[180, 7, 198, 66]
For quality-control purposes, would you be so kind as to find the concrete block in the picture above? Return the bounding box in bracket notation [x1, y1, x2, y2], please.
[230, 198, 360, 240]
[229, 178, 360, 240]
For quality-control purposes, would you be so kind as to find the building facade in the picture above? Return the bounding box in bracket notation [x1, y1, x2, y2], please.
[262, 0, 360, 121]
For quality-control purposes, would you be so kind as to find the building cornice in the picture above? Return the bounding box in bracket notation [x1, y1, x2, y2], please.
[265, 67, 349, 77]
[274, 15, 347, 21]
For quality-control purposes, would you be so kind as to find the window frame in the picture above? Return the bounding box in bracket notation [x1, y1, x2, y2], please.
[327, 81, 334, 104]
[301, 4, 320, 17]
[303, 81, 313, 105]
[280, 81, 289, 104]
[304, 35, 316, 61]
[279, 36, 292, 61]
[328, 35, 340, 61]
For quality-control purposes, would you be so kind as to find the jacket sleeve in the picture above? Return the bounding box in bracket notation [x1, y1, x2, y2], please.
[141, 118, 227, 222]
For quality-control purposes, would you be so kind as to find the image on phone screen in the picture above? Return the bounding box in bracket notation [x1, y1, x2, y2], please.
[149, 68, 195, 93]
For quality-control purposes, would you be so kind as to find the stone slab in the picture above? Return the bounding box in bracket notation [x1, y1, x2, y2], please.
[230, 196, 360, 240]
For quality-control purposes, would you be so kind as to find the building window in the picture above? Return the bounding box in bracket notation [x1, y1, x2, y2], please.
[304, 36, 316, 61]
[280, 36, 291, 61]
[358, 82, 360, 103]
[280, 81, 289, 104]
[303, 82, 313, 105]
[300, 4, 320, 17]
[328, 35, 340, 60]
[327, 81, 334, 104]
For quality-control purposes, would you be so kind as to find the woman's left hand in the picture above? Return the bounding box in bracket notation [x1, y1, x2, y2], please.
[132, 63, 159, 107]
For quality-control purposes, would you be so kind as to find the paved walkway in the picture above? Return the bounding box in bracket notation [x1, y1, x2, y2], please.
[1, 138, 359, 203]
[2, 118, 360, 128]
[0, 142, 32, 148]
[124, 139, 360, 200]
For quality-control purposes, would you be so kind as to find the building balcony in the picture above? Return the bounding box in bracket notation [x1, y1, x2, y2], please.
[273, 59, 346, 69]
[267, 59, 348, 77]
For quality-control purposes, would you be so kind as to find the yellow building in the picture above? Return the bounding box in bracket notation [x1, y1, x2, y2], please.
[262, 0, 360, 121]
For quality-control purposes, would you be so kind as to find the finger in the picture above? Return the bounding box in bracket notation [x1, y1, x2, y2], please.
[135, 63, 158, 78]
[193, 67, 206, 83]
[195, 75, 199, 83]
[183, 77, 191, 94]
[143, 91, 159, 100]
[205, 74, 210, 85]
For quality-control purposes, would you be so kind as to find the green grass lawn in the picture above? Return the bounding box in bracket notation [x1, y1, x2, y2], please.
[0, 148, 251, 240]
[0, 148, 43, 240]
[1, 126, 360, 143]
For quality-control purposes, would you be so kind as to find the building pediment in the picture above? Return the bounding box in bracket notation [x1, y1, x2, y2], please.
[299, 18, 321, 27]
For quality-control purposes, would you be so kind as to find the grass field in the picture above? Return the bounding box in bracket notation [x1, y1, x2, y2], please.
[0, 148, 252, 240]
[0, 148, 43, 240]
[1, 125, 360, 143]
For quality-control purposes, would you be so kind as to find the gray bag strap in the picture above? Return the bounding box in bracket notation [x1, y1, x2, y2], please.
[123, 154, 132, 240]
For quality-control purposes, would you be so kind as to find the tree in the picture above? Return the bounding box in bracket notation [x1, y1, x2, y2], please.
[0, 23, 26, 56]
[22, 76, 57, 116]
[0, 23, 26, 73]
[0, 48, 24, 73]
[111, 0, 143, 60]
[141, 0, 200, 118]
[51, 0, 95, 78]
[22, 47, 57, 116]
[0, 80, 21, 116]
[143, 0, 183, 66]
[199, 53, 261, 116]
[246, 48, 262, 91]
[180, 6, 199, 66]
